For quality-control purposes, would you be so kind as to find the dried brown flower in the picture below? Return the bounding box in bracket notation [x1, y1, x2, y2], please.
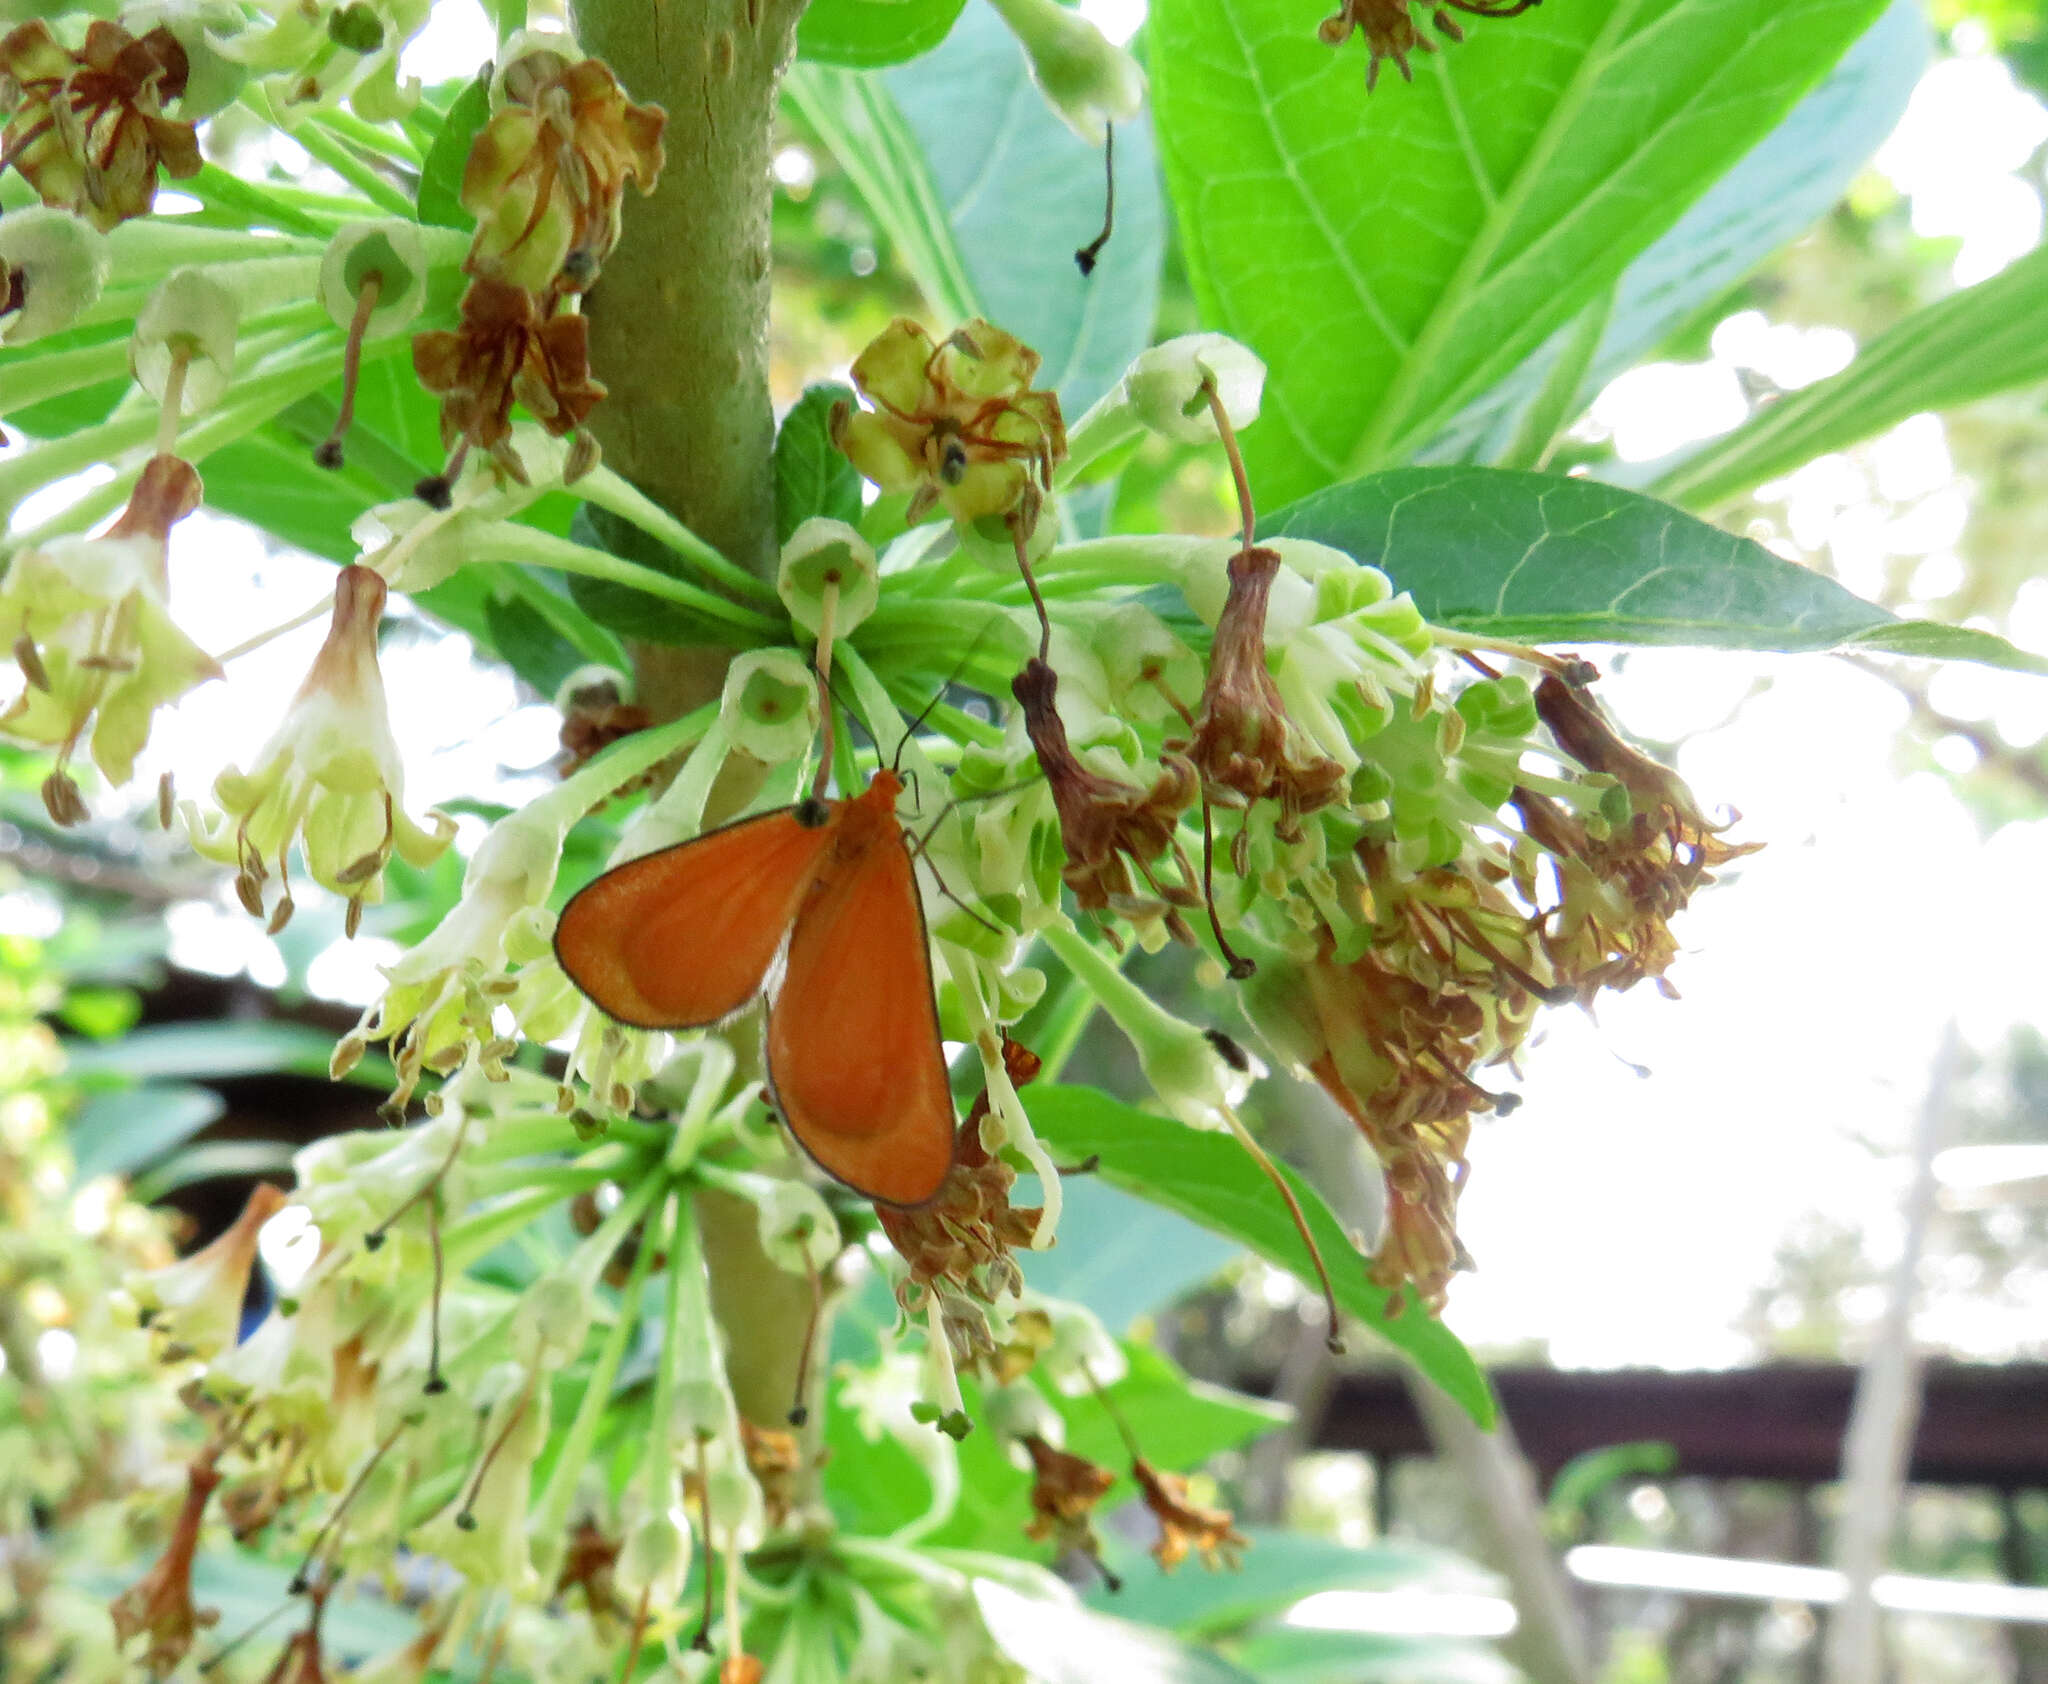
[1318, 0, 1542, 91]
[876, 1037, 1045, 1311]
[1013, 655, 1200, 942]
[1021, 1433, 1115, 1565]
[411, 277, 605, 480]
[1133, 1458, 1248, 1572]
[110, 1443, 223, 1673]
[1184, 545, 1345, 838]
[0, 20, 201, 229]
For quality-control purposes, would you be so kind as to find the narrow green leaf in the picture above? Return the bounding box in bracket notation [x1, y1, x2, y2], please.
[775, 383, 865, 543]
[1149, 0, 1890, 503]
[417, 71, 491, 231]
[975, 1581, 1262, 1684]
[63, 1020, 391, 1087]
[1095, 1526, 1497, 1639]
[68, 1083, 225, 1181]
[1652, 238, 2048, 511]
[799, 0, 968, 67]
[1228, 1626, 1518, 1684]
[1432, 0, 1928, 465]
[1023, 1085, 1496, 1426]
[131, 1140, 299, 1202]
[1267, 466, 2048, 674]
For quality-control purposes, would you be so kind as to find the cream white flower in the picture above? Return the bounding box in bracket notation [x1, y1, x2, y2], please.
[184, 564, 453, 933]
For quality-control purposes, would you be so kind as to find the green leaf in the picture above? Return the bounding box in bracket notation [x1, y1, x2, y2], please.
[1227, 1626, 1518, 1684]
[1019, 1174, 1240, 1331]
[1058, 1343, 1287, 1474]
[1431, 0, 1928, 465]
[130, 1139, 299, 1203]
[798, 0, 968, 67]
[1651, 237, 2048, 511]
[885, 3, 1164, 416]
[790, 0, 1166, 417]
[1546, 1440, 1676, 1532]
[481, 585, 599, 698]
[57, 984, 141, 1041]
[775, 383, 866, 544]
[1266, 466, 2048, 674]
[68, 1083, 225, 1180]
[975, 1581, 1261, 1684]
[1148, 0, 1891, 503]
[62, 1019, 391, 1087]
[564, 504, 748, 645]
[1023, 1086, 1495, 1426]
[417, 70, 491, 231]
[1095, 1526, 1497, 1639]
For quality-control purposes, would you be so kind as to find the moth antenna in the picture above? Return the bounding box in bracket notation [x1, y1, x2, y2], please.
[1217, 1102, 1346, 1355]
[1075, 124, 1116, 276]
[811, 577, 842, 804]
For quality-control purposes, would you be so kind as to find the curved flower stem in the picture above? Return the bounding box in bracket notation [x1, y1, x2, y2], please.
[574, 467, 779, 606]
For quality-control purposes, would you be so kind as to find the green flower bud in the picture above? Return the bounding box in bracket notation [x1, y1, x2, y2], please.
[778, 517, 879, 638]
[132, 268, 240, 413]
[720, 649, 819, 765]
[617, 1511, 693, 1608]
[1125, 333, 1264, 444]
[984, 1379, 1061, 1445]
[753, 1179, 841, 1276]
[985, 0, 1145, 145]
[319, 221, 431, 339]
[0, 208, 110, 345]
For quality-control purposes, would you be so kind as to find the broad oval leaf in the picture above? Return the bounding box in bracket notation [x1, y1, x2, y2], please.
[1023, 1084, 1496, 1426]
[1267, 466, 2048, 673]
[798, 0, 968, 68]
[1148, 0, 1892, 503]
[775, 382, 866, 543]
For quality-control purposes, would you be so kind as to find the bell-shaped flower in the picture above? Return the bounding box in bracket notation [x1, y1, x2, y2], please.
[985, 0, 1144, 146]
[0, 454, 219, 821]
[109, 1445, 223, 1672]
[184, 564, 454, 933]
[410, 1374, 550, 1592]
[0, 206, 110, 345]
[130, 1181, 287, 1362]
[831, 317, 1066, 529]
[0, 19, 202, 231]
[341, 787, 575, 1111]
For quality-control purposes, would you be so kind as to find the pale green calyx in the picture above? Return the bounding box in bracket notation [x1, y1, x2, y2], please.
[132, 268, 241, 413]
[1126, 333, 1265, 444]
[722, 648, 819, 764]
[0, 209, 111, 346]
[985, 0, 1146, 146]
[320, 221, 430, 339]
[779, 517, 880, 638]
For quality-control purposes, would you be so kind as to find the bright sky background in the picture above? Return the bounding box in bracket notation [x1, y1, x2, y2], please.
[7, 6, 2046, 1372]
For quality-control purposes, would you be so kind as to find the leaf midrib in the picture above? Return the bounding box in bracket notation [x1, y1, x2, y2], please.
[1345, 0, 1648, 473]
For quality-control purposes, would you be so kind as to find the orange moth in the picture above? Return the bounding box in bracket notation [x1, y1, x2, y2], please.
[552, 769, 957, 1207]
